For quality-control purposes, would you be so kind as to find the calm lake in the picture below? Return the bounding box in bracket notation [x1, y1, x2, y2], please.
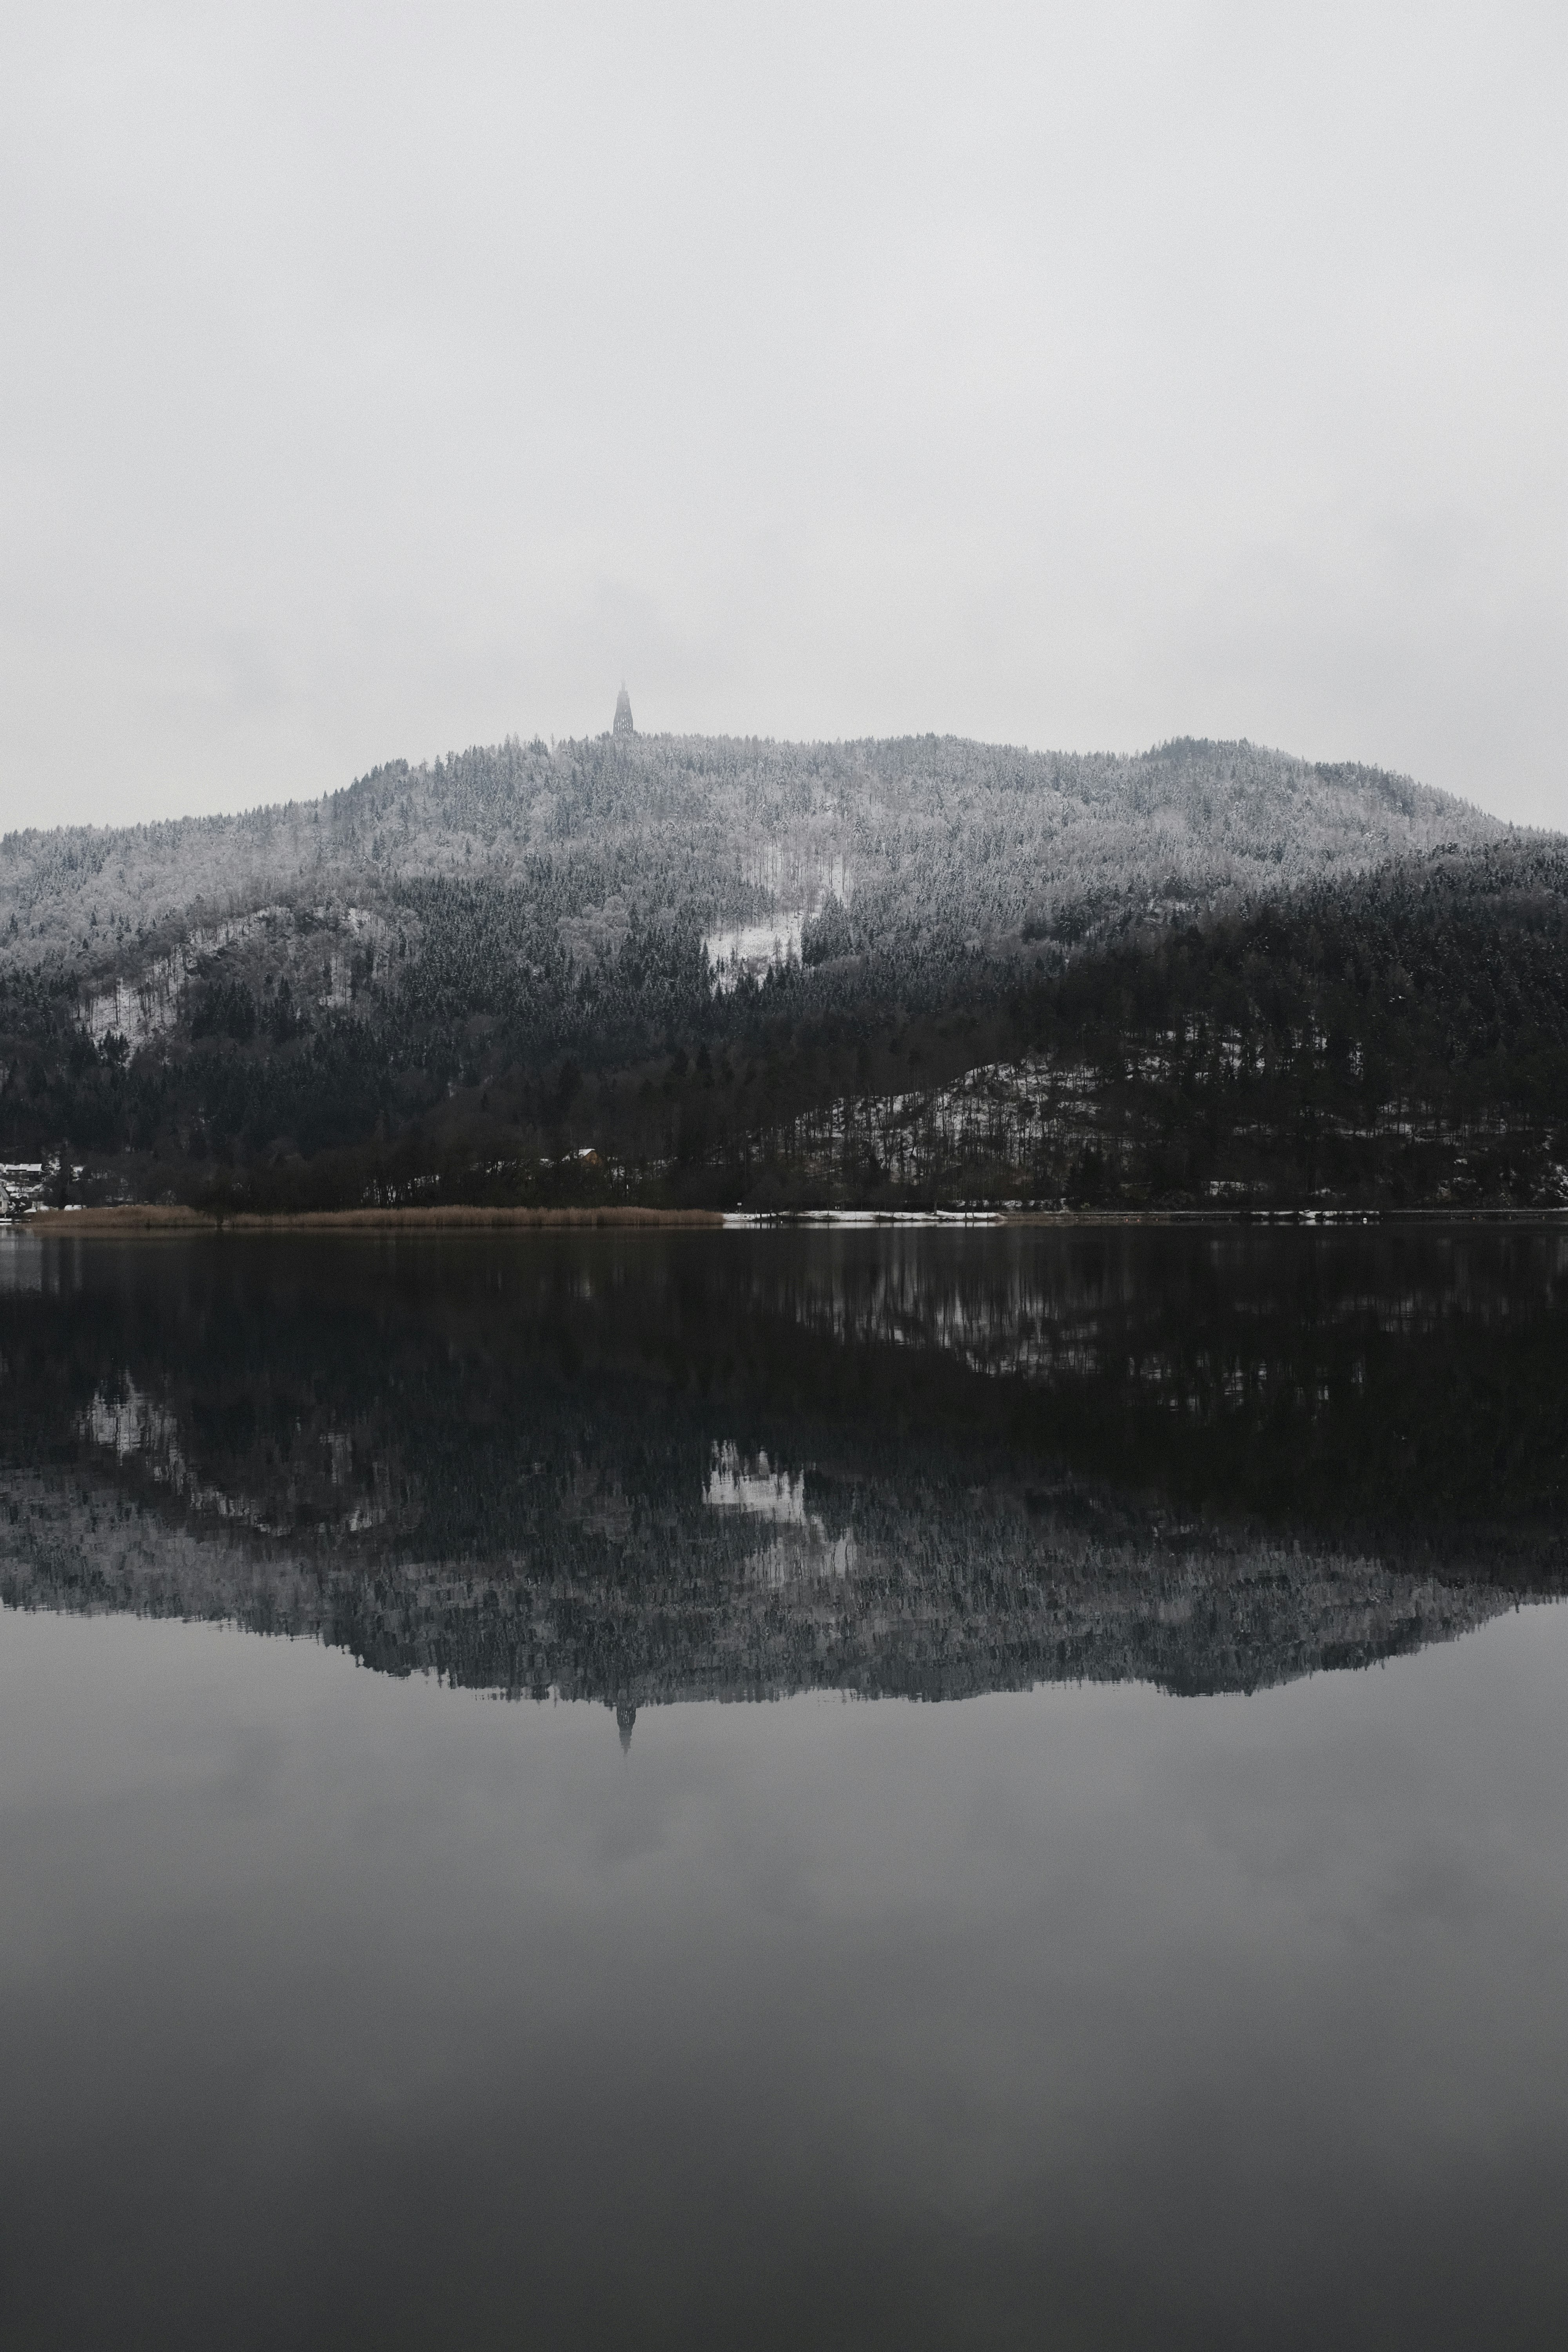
[3, 1224, 1567, 2348]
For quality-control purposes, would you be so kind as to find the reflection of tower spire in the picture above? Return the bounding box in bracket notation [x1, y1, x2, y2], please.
[612, 683, 634, 737]
[615, 1697, 637, 1753]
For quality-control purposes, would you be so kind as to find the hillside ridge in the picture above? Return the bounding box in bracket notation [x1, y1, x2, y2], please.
[0, 731, 1503, 976]
[0, 731, 1558, 1214]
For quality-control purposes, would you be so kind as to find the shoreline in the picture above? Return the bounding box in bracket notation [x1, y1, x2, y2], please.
[7, 1202, 1567, 1237]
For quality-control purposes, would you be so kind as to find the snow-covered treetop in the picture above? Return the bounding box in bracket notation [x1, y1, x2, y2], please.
[0, 730, 1511, 978]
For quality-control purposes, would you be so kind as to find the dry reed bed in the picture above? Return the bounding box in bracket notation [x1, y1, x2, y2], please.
[25, 1204, 724, 1233]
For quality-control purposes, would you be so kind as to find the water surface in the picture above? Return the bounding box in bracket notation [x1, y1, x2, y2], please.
[2, 1226, 1566, 2347]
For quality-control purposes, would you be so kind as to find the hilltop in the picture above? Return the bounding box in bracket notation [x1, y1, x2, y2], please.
[2, 730, 1494, 979]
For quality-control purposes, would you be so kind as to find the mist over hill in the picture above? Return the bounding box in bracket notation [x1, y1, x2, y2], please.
[0, 727, 1561, 1212]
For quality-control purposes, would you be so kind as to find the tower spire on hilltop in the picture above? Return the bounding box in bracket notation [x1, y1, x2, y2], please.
[613, 683, 634, 737]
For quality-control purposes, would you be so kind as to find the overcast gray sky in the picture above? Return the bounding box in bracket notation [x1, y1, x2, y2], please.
[2, 1, 1563, 832]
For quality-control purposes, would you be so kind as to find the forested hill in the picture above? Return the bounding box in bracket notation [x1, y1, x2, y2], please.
[2, 729, 1560, 1212]
[0, 731, 1495, 976]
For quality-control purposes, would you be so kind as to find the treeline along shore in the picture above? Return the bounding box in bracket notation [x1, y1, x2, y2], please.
[16, 1203, 1568, 1236]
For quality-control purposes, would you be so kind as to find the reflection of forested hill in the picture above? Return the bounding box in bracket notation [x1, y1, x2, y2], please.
[0, 1467, 1508, 1718]
[1, 1227, 1563, 1719]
